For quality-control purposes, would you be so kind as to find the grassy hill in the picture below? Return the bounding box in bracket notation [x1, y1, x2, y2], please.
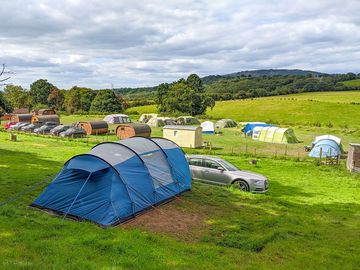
[341, 79, 360, 88]
[128, 91, 360, 128]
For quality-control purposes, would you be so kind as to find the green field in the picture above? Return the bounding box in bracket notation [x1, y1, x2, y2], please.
[128, 91, 360, 128]
[341, 79, 360, 87]
[1, 132, 360, 269]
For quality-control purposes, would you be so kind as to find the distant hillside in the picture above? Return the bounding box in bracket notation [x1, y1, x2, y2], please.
[202, 69, 327, 84]
[341, 79, 360, 88]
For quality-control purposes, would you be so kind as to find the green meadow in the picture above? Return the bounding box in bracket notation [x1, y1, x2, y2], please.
[129, 91, 360, 128]
[1, 132, 360, 269]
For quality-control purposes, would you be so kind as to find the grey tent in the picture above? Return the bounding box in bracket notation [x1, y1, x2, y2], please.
[215, 119, 237, 128]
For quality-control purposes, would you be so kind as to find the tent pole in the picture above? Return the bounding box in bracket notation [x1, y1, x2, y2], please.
[62, 172, 92, 221]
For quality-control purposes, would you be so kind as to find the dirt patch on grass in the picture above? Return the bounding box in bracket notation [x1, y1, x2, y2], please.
[123, 199, 207, 241]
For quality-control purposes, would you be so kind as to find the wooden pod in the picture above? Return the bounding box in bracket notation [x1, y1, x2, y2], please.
[116, 123, 151, 140]
[77, 121, 109, 135]
[31, 115, 60, 124]
[10, 114, 33, 123]
[37, 108, 56, 115]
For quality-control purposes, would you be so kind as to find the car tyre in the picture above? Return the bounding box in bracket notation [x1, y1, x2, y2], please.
[233, 180, 249, 192]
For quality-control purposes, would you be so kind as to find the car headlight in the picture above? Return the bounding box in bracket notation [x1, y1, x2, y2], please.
[251, 179, 263, 184]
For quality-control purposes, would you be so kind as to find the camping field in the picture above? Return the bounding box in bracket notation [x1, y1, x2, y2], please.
[129, 91, 360, 128]
[1, 131, 360, 269]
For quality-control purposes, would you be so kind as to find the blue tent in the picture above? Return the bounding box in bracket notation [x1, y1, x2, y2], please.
[309, 139, 342, 158]
[243, 123, 273, 136]
[31, 137, 191, 227]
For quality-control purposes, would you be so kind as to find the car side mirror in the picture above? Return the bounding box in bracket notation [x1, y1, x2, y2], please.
[217, 167, 224, 172]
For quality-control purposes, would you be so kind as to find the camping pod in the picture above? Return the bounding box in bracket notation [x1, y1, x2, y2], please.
[215, 119, 237, 128]
[163, 125, 202, 148]
[200, 121, 215, 134]
[116, 123, 151, 139]
[12, 108, 29, 114]
[77, 121, 108, 135]
[31, 115, 60, 124]
[31, 137, 192, 227]
[103, 114, 131, 124]
[309, 139, 343, 158]
[347, 143, 360, 173]
[10, 114, 32, 123]
[37, 108, 56, 115]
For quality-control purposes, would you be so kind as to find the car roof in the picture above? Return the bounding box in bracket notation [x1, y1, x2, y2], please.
[186, 154, 224, 162]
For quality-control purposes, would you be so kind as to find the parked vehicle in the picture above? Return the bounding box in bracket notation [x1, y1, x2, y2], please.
[186, 155, 269, 193]
[10, 122, 31, 131]
[33, 122, 59, 134]
[50, 125, 72, 136]
[59, 127, 86, 138]
[4, 122, 17, 129]
[21, 123, 43, 132]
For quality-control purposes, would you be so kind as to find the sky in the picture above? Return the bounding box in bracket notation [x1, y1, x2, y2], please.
[1, 0, 360, 89]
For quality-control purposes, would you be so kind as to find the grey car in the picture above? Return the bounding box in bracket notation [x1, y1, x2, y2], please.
[186, 155, 269, 193]
[33, 122, 59, 134]
[50, 125, 72, 136]
[21, 123, 43, 132]
[59, 127, 86, 138]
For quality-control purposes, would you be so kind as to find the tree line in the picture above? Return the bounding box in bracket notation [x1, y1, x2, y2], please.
[1, 79, 124, 114]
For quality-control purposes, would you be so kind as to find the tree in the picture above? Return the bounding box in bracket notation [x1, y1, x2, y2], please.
[3, 85, 30, 109]
[90, 90, 123, 113]
[0, 92, 12, 116]
[157, 74, 214, 115]
[30, 79, 54, 105]
[0, 64, 11, 86]
[47, 87, 65, 111]
[64, 87, 81, 113]
[78, 87, 95, 112]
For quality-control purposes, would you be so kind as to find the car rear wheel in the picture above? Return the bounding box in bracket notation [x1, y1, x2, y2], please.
[233, 180, 249, 192]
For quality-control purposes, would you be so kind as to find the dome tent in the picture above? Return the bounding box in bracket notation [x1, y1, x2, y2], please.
[309, 135, 343, 158]
[147, 117, 176, 127]
[31, 137, 191, 227]
[215, 119, 237, 128]
[103, 114, 131, 124]
[200, 121, 215, 134]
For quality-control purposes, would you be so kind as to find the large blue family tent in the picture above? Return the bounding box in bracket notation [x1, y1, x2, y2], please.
[31, 137, 191, 227]
[243, 123, 273, 136]
[309, 139, 343, 158]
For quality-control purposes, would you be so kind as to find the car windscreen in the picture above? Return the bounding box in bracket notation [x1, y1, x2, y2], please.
[218, 160, 240, 171]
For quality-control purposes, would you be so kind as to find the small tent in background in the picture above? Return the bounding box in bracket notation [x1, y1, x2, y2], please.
[139, 113, 158, 123]
[314, 135, 341, 146]
[176, 116, 200, 125]
[31, 137, 192, 227]
[200, 121, 215, 134]
[215, 119, 237, 128]
[103, 114, 131, 124]
[252, 126, 299, 144]
[243, 123, 273, 136]
[147, 117, 176, 127]
[309, 139, 343, 158]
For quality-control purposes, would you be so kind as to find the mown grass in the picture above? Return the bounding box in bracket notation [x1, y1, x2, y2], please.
[1, 132, 360, 269]
[128, 91, 360, 128]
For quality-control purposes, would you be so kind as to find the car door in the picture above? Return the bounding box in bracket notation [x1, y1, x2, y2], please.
[203, 159, 229, 185]
[188, 158, 205, 181]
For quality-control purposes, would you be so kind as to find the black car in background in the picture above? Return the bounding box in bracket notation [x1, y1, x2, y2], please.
[21, 123, 43, 132]
[59, 127, 86, 138]
[33, 122, 59, 134]
[50, 125, 72, 136]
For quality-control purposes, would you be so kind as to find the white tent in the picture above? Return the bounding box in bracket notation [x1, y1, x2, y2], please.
[314, 135, 341, 145]
[200, 121, 215, 134]
[103, 114, 131, 124]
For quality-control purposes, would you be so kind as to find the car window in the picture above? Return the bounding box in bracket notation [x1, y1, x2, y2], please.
[204, 159, 221, 169]
[218, 160, 239, 171]
[189, 158, 203, 167]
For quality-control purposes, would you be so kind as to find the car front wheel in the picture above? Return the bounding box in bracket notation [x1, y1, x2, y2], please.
[233, 180, 249, 192]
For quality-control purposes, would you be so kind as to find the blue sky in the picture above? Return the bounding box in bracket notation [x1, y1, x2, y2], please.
[1, 0, 359, 89]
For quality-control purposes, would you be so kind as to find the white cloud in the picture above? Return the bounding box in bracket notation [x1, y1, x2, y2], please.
[0, 0, 360, 89]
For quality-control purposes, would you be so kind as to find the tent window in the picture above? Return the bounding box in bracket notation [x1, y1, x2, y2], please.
[173, 131, 178, 136]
